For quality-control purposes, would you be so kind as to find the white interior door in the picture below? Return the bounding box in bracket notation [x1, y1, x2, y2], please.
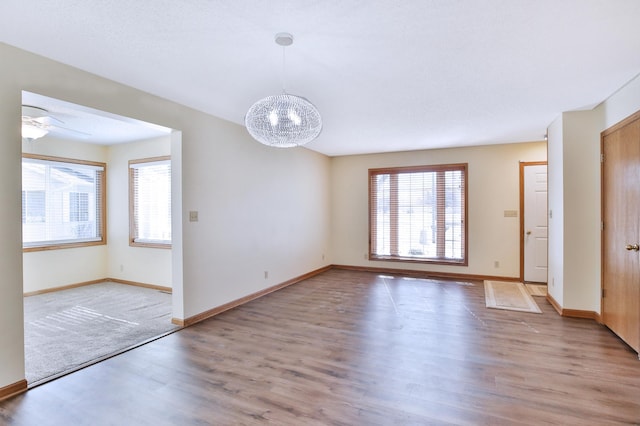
[524, 164, 548, 283]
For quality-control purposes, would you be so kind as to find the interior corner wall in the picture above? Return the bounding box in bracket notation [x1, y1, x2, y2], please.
[547, 110, 603, 314]
[548, 72, 640, 316]
[546, 115, 564, 306]
[22, 136, 173, 293]
[21, 138, 109, 294]
[561, 110, 603, 312]
[107, 136, 172, 287]
[180, 130, 332, 318]
[0, 42, 331, 390]
[598, 72, 640, 128]
[330, 141, 547, 278]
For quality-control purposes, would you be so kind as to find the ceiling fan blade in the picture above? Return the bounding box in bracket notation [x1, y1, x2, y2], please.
[22, 104, 87, 138]
[50, 124, 91, 137]
[22, 117, 49, 129]
[34, 115, 64, 126]
[22, 105, 48, 117]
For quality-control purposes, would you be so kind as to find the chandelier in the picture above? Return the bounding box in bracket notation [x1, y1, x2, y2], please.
[245, 33, 322, 148]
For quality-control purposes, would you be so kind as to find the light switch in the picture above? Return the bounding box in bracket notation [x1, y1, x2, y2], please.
[189, 211, 198, 222]
[503, 210, 518, 218]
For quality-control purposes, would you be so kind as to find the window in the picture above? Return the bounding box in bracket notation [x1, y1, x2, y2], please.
[129, 157, 171, 248]
[369, 163, 467, 265]
[22, 190, 45, 223]
[69, 192, 89, 222]
[22, 154, 106, 250]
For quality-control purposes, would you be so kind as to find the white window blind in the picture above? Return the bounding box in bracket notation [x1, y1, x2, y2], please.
[130, 157, 171, 247]
[22, 155, 105, 249]
[369, 164, 467, 264]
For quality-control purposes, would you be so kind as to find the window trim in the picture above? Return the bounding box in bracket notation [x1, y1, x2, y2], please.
[129, 156, 172, 249]
[368, 163, 468, 266]
[22, 153, 107, 252]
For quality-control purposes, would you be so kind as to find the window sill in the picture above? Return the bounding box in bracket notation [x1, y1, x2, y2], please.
[130, 241, 172, 249]
[23, 240, 106, 252]
[369, 255, 467, 266]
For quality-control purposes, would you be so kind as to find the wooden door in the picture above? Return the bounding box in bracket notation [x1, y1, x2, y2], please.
[602, 112, 640, 355]
[523, 163, 548, 283]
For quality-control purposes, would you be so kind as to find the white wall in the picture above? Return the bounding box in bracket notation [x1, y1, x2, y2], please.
[21, 138, 109, 293]
[107, 136, 172, 287]
[0, 42, 331, 389]
[331, 141, 547, 277]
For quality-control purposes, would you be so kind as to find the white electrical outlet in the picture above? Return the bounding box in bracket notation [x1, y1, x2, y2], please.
[494, 261, 500, 268]
[264, 271, 268, 279]
[189, 211, 198, 222]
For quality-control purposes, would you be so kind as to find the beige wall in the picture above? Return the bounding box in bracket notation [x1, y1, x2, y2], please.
[600, 73, 640, 128]
[0, 43, 331, 389]
[548, 71, 640, 313]
[546, 116, 564, 306]
[330, 142, 547, 277]
[21, 136, 173, 293]
[547, 72, 640, 314]
[22, 138, 109, 293]
[561, 110, 602, 312]
[107, 136, 172, 287]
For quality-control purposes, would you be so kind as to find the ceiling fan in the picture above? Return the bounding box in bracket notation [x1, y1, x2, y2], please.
[21, 105, 90, 141]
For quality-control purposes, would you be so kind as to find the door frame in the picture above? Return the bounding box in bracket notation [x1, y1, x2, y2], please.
[519, 161, 548, 282]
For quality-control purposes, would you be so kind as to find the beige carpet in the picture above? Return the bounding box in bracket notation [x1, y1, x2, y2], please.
[526, 283, 547, 297]
[484, 281, 542, 313]
[24, 282, 179, 384]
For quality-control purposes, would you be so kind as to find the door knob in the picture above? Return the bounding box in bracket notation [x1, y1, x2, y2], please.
[626, 244, 640, 251]
[526, 230, 532, 235]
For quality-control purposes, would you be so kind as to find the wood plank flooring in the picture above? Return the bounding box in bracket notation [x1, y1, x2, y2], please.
[1, 269, 639, 425]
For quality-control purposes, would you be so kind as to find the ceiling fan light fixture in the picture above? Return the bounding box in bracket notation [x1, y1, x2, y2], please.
[244, 32, 322, 148]
[22, 124, 49, 140]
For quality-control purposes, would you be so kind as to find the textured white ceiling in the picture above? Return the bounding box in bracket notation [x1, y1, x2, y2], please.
[3, 1, 640, 156]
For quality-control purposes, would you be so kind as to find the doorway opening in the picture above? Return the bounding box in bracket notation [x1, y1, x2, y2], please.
[21, 91, 183, 385]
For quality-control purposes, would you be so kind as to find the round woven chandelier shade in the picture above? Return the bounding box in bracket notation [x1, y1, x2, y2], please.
[245, 93, 322, 148]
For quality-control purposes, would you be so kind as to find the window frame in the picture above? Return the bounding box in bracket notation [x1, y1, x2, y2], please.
[129, 156, 172, 249]
[368, 163, 468, 266]
[22, 153, 107, 252]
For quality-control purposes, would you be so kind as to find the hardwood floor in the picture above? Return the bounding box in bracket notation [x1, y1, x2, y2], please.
[1, 269, 639, 424]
